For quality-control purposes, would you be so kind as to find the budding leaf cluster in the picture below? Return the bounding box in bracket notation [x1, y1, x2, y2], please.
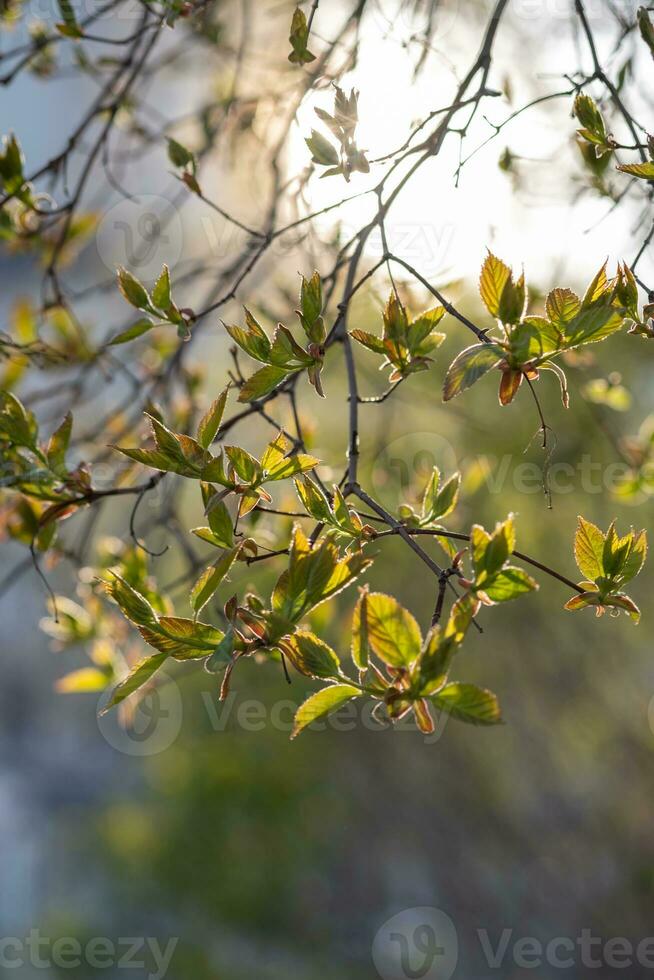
[565, 517, 647, 622]
[114, 392, 319, 517]
[443, 253, 642, 407]
[114, 264, 194, 343]
[351, 292, 446, 382]
[292, 588, 499, 739]
[306, 85, 369, 180]
[226, 272, 327, 400]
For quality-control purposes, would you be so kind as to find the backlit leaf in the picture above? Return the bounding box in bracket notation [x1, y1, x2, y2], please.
[190, 547, 238, 617]
[430, 682, 502, 725]
[291, 684, 360, 738]
[117, 267, 150, 310]
[282, 631, 342, 680]
[151, 264, 171, 311]
[479, 252, 511, 318]
[616, 161, 654, 179]
[574, 516, 605, 580]
[362, 592, 422, 666]
[103, 653, 168, 711]
[238, 364, 291, 402]
[482, 566, 538, 602]
[442, 343, 503, 401]
[197, 387, 228, 449]
[108, 319, 155, 346]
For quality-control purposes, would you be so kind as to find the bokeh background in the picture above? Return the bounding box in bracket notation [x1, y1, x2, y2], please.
[1, 0, 653, 977]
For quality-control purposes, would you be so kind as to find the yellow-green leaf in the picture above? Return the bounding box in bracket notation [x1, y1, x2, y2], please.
[430, 682, 502, 725]
[442, 343, 503, 401]
[282, 631, 342, 680]
[616, 161, 654, 179]
[479, 252, 511, 318]
[102, 653, 168, 712]
[197, 387, 228, 449]
[190, 547, 238, 617]
[574, 516, 605, 580]
[291, 684, 360, 738]
[362, 592, 422, 666]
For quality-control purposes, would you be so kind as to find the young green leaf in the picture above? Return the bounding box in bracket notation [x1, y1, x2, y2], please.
[482, 566, 538, 602]
[574, 93, 611, 155]
[224, 445, 260, 483]
[288, 6, 316, 64]
[102, 653, 168, 712]
[56, 0, 83, 37]
[106, 574, 158, 627]
[443, 344, 503, 401]
[360, 592, 422, 667]
[616, 161, 654, 180]
[46, 411, 72, 474]
[190, 546, 239, 618]
[108, 319, 156, 346]
[300, 271, 322, 329]
[117, 267, 151, 310]
[167, 137, 195, 169]
[291, 684, 361, 738]
[270, 524, 372, 626]
[205, 496, 235, 547]
[306, 129, 339, 167]
[151, 264, 171, 311]
[421, 467, 460, 523]
[351, 587, 370, 671]
[546, 287, 581, 329]
[430, 682, 502, 725]
[238, 365, 292, 402]
[416, 626, 459, 696]
[574, 516, 605, 580]
[479, 252, 511, 318]
[281, 631, 342, 680]
[139, 616, 224, 658]
[197, 387, 228, 449]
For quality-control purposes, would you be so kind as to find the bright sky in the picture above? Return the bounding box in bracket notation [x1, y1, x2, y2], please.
[287, 0, 649, 295]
